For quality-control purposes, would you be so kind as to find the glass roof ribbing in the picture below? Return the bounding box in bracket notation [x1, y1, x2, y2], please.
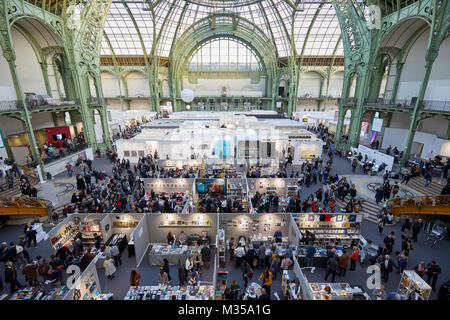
[101, 0, 343, 58]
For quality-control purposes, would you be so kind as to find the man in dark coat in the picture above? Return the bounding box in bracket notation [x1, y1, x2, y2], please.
[381, 255, 394, 282]
[412, 219, 423, 242]
[4, 261, 22, 292]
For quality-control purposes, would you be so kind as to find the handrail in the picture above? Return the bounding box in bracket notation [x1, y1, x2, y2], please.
[0, 100, 21, 112]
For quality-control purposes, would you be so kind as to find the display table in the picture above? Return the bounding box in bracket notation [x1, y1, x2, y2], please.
[4, 284, 68, 300]
[105, 233, 128, 253]
[124, 284, 214, 300]
[148, 244, 202, 266]
[297, 247, 344, 268]
[309, 283, 370, 300]
[398, 270, 431, 300]
[242, 282, 263, 300]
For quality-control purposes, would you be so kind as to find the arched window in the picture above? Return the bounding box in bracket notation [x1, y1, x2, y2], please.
[186, 37, 262, 72]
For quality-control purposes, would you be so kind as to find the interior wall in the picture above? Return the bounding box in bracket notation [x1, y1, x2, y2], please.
[145, 213, 218, 244]
[101, 71, 121, 97]
[426, 35, 450, 100]
[125, 71, 149, 97]
[182, 77, 265, 97]
[0, 116, 25, 135]
[328, 72, 344, 98]
[417, 117, 449, 138]
[218, 213, 291, 243]
[397, 29, 450, 101]
[298, 72, 322, 97]
[0, 46, 16, 99]
[296, 100, 318, 112]
[11, 27, 47, 95]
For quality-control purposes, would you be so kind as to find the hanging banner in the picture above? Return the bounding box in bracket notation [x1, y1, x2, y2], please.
[371, 117, 384, 133]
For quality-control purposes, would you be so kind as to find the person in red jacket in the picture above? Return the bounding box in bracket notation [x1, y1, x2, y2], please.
[350, 246, 359, 271]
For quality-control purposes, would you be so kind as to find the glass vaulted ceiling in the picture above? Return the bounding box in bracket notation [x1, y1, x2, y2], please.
[101, 0, 344, 58]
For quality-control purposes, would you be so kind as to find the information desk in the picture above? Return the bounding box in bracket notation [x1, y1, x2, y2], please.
[149, 244, 203, 266]
[124, 285, 214, 300]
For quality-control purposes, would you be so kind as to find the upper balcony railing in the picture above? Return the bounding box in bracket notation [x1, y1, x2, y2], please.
[0, 100, 21, 112]
[26, 98, 79, 110]
[421, 100, 450, 113]
[337, 98, 357, 106]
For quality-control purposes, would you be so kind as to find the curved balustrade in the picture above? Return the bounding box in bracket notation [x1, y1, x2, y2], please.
[0, 197, 49, 217]
[387, 196, 450, 216]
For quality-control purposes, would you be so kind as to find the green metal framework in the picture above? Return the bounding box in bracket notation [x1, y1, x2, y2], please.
[0, 0, 449, 172]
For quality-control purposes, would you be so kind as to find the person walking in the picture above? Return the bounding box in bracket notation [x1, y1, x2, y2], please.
[241, 259, 252, 289]
[259, 269, 273, 296]
[324, 256, 338, 283]
[338, 250, 349, 277]
[426, 261, 441, 291]
[349, 246, 359, 271]
[375, 186, 384, 204]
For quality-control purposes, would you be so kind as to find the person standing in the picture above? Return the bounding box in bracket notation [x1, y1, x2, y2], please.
[338, 250, 349, 277]
[377, 216, 385, 235]
[103, 256, 116, 279]
[324, 256, 338, 283]
[22, 260, 39, 286]
[201, 242, 211, 270]
[383, 234, 394, 254]
[349, 246, 359, 271]
[4, 261, 22, 292]
[381, 255, 394, 282]
[411, 219, 423, 242]
[110, 244, 122, 267]
[229, 238, 236, 262]
[230, 280, 241, 300]
[280, 256, 293, 271]
[161, 258, 171, 281]
[258, 242, 266, 268]
[234, 244, 246, 268]
[426, 261, 441, 291]
[306, 243, 316, 267]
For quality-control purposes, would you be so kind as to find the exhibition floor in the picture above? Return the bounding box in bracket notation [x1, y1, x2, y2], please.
[1, 217, 448, 300]
[96, 249, 216, 299]
[304, 220, 450, 300]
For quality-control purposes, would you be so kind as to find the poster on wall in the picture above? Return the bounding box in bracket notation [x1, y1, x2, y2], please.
[371, 117, 384, 133]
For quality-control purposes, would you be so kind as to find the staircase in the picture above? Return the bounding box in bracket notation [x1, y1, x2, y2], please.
[0, 167, 40, 198]
[335, 195, 383, 224]
[404, 176, 444, 196]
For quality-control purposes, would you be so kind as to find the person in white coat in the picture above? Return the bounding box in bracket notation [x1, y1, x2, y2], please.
[103, 256, 116, 279]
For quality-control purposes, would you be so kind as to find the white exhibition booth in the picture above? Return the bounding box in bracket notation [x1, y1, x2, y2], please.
[115, 111, 324, 164]
[382, 128, 450, 160]
[351, 144, 395, 171]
